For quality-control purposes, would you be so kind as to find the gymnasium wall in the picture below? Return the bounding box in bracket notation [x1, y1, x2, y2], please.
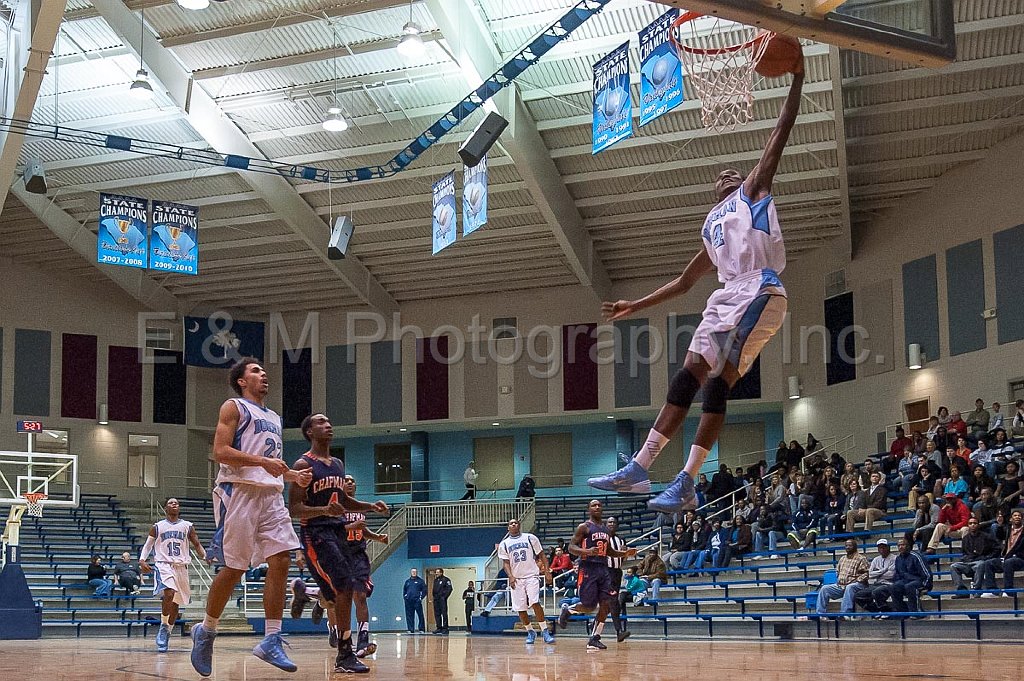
[780, 129, 1024, 453]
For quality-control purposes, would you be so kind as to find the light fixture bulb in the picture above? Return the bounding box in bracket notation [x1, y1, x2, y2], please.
[175, 0, 210, 9]
[130, 68, 155, 100]
[322, 106, 348, 132]
[397, 21, 425, 58]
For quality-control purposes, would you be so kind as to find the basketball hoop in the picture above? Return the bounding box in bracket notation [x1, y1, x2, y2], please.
[21, 493, 46, 518]
[670, 11, 773, 133]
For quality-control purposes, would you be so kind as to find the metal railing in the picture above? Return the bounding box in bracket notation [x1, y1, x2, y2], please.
[884, 403, 1016, 444]
[190, 549, 214, 600]
[403, 499, 535, 529]
[367, 506, 407, 571]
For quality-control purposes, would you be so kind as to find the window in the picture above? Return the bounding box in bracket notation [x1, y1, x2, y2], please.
[474, 436, 515, 491]
[145, 326, 173, 350]
[374, 443, 411, 494]
[128, 434, 160, 488]
[34, 429, 71, 484]
[492, 317, 518, 340]
[530, 433, 573, 487]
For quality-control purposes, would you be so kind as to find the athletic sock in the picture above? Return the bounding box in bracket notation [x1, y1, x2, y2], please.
[265, 619, 282, 636]
[202, 615, 219, 632]
[343, 629, 352, 642]
[684, 445, 710, 478]
[524, 622, 534, 632]
[635, 430, 670, 470]
[161, 614, 170, 626]
[358, 621, 369, 633]
[593, 621, 605, 637]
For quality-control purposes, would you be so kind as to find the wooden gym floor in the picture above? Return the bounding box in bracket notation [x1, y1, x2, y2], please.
[1, 633, 1018, 680]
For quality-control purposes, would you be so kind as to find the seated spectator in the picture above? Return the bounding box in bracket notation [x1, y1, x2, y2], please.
[829, 451, 847, 473]
[906, 495, 941, 551]
[724, 516, 753, 566]
[549, 547, 572, 582]
[1012, 400, 1024, 438]
[925, 415, 941, 439]
[748, 479, 765, 509]
[990, 429, 1017, 472]
[246, 562, 269, 582]
[866, 471, 889, 514]
[733, 498, 755, 523]
[973, 487, 999, 531]
[787, 440, 806, 470]
[918, 451, 943, 480]
[874, 538, 931, 617]
[695, 473, 709, 507]
[996, 461, 1024, 514]
[854, 538, 896, 615]
[113, 551, 143, 595]
[989, 402, 1004, 434]
[701, 519, 730, 568]
[620, 567, 646, 607]
[515, 475, 536, 499]
[982, 509, 1024, 595]
[943, 464, 969, 501]
[949, 516, 1000, 597]
[820, 465, 841, 492]
[708, 463, 736, 510]
[964, 399, 990, 438]
[787, 498, 820, 550]
[926, 493, 972, 554]
[87, 555, 114, 599]
[788, 472, 805, 515]
[753, 506, 787, 557]
[908, 465, 939, 511]
[948, 411, 968, 438]
[912, 430, 929, 455]
[896, 448, 918, 493]
[548, 538, 567, 564]
[993, 510, 1009, 543]
[637, 549, 667, 601]
[889, 426, 913, 467]
[815, 539, 869, 616]
[858, 460, 876, 491]
[968, 466, 996, 505]
[953, 437, 972, 471]
[775, 440, 788, 469]
[840, 462, 858, 494]
[971, 441, 996, 479]
[678, 519, 709, 571]
[806, 433, 820, 454]
[844, 478, 883, 532]
[936, 406, 952, 427]
[799, 470, 823, 511]
[932, 427, 956, 462]
[733, 468, 749, 501]
[664, 523, 688, 568]
[766, 473, 789, 512]
[819, 484, 846, 535]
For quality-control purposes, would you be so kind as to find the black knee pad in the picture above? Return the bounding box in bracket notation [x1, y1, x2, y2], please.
[702, 376, 730, 414]
[666, 368, 700, 408]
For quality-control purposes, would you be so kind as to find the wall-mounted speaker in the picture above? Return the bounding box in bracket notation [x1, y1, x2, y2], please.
[458, 111, 508, 168]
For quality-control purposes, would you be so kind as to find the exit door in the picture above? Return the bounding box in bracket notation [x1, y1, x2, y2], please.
[426, 566, 478, 630]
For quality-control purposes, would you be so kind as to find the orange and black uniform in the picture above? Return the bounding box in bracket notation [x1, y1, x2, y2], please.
[577, 520, 617, 608]
[299, 454, 355, 601]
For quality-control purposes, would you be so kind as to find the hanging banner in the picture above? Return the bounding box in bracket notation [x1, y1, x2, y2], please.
[463, 156, 488, 236]
[592, 41, 633, 155]
[183, 315, 266, 368]
[432, 171, 457, 254]
[97, 193, 148, 269]
[639, 9, 684, 126]
[150, 200, 199, 276]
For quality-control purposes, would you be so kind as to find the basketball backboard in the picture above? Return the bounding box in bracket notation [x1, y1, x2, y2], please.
[0, 451, 79, 508]
[654, 0, 956, 66]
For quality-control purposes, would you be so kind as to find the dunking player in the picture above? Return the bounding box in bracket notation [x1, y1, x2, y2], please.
[139, 498, 209, 653]
[341, 474, 389, 659]
[289, 413, 389, 674]
[556, 500, 636, 650]
[589, 51, 806, 514]
[496, 518, 554, 645]
[190, 358, 311, 677]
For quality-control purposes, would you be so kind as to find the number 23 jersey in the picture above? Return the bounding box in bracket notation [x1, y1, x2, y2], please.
[497, 532, 544, 579]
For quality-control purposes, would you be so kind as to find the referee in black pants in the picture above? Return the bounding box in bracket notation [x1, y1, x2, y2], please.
[606, 517, 630, 643]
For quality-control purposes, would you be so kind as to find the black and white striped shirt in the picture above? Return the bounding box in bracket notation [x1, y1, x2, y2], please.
[607, 535, 625, 569]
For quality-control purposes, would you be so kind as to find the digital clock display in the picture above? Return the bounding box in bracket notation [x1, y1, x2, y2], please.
[17, 421, 43, 433]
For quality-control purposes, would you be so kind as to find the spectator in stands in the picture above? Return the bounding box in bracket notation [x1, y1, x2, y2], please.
[937, 406, 952, 426]
[461, 461, 478, 500]
[912, 431, 928, 455]
[620, 567, 646, 607]
[984, 509, 1024, 595]
[867, 471, 889, 514]
[806, 433, 820, 454]
[908, 465, 938, 511]
[786, 440, 806, 470]
[855, 538, 896, 616]
[968, 467, 997, 506]
[971, 440, 996, 479]
[922, 440, 948, 478]
[990, 429, 1017, 473]
[480, 567, 509, 616]
[664, 523, 688, 569]
[820, 483, 846, 535]
[844, 478, 883, 532]
[907, 495, 940, 551]
[1012, 400, 1024, 438]
[787, 498, 820, 551]
[752, 505, 786, 557]
[815, 539, 869, 617]
[890, 427, 913, 465]
[989, 403, 1004, 434]
[926, 416, 941, 439]
[695, 472, 709, 507]
[733, 467, 749, 501]
[515, 475, 535, 499]
[953, 437, 972, 471]
[708, 464, 736, 510]
[948, 411, 968, 438]
[996, 461, 1023, 514]
[973, 487, 999, 532]
[703, 518, 731, 568]
[926, 493, 972, 554]
[950, 516, 1000, 597]
[840, 462, 858, 494]
[724, 516, 753, 566]
[788, 472, 805, 515]
[766, 473, 789, 512]
[876, 538, 931, 617]
[749, 479, 765, 509]
[858, 460, 876, 491]
[993, 510, 1009, 543]
[943, 464, 969, 501]
[113, 551, 143, 595]
[637, 549, 666, 601]
[403, 568, 427, 632]
[932, 430, 956, 467]
[679, 519, 710, 571]
[246, 562, 269, 582]
[548, 538, 567, 564]
[965, 399, 990, 439]
[897, 448, 918, 493]
[799, 469, 823, 511]
[775, 440, 788, 468]
[820, 465, 841, 493]
[87, 555, 114, 599]
[549, 547, 572, 582]
[827, 451, 846, 473]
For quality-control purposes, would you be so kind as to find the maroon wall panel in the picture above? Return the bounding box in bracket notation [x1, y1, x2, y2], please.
[108, 346, 143, 422]
[61, 333, 97, 419]
[562, 324, 598, 411]
[416, 335, 449, 421]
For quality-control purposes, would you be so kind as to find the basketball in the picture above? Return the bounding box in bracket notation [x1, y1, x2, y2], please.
[753, 31, 803, 78]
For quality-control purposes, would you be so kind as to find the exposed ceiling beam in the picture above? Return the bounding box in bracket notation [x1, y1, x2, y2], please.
[576, 181, 840, 209]
[201, 234, 302, 253]
[424, 0, 612, 303]
[0, 0, 64, 214]
[12, 185, 181, 312]
[828, 47, 852, 261]
[842, 50, 1024, 89]
[353, 207, 541, 235]
[45, 140, 209, 172]
[46, 167, 239, 196]
[54, 108, 187, 131]
[844, 84, 1024, 118]
[64, 0, 174, 21]
[848, 149, 990, 174]
[91, 0, 399, 314]
[846, 115, 1024, 147]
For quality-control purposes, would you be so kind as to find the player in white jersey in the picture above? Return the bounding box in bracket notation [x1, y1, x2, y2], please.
[190, 358, 312, 678]
[589, 50, 805, 514]
[139, 498, 208, 652]
[497, 518, 555, 644]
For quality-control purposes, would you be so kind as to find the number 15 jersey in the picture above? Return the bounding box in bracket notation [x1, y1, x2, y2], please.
[154, 518, 193, 565]
[497, 532, 544, 579]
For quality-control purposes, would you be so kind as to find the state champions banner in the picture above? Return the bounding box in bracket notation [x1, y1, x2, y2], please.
[463, 155, 488, 236]
[432, 170, 457, 254]
[592, 41, 633, 155]
[639, 9, 684, 126]
[150, 200, 199, 275]
[97, 193, 148, 269]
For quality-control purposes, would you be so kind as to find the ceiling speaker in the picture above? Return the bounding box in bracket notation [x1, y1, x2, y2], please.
[328, 215, 354, 260]
[458, 111, 508, 168]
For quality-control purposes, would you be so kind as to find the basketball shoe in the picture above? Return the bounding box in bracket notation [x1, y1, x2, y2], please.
[647, 470, 697, 513]
[587, 460, 651, 493]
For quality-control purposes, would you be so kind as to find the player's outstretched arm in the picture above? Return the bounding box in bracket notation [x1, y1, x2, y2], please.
[744, 55, 805, 201]
[603, 249, 714, 321]
[211, 400, 288, 476]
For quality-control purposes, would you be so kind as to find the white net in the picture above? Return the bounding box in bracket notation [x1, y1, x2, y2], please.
[23, 494, 45, 518]
[673, 15, 771, 133]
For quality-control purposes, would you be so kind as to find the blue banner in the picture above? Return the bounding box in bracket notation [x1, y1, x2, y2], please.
[97, 193, 148, 269]
[432, 171, 457, 254]
[592, 42, 633, 155]
[463, 156, 488, 236]
[639, 9, 684, 126]
[183, 314, 266, 369]
[150, 200, 199, 276]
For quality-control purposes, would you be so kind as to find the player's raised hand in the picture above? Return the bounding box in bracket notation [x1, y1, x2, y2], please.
[285, 467, 313, 487]
[602, 300, 636, 322]
[379, 534, 390, 545]
[372, 500, 390, 515]
[261, 458, 290, 477]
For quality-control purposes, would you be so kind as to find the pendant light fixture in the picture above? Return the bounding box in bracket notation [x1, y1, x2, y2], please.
[130, 8, 155, 100]
[397, 0, 425, 59]
[322, 24, 348, 132]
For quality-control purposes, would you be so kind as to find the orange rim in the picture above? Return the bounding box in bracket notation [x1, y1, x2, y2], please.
[669, 11, 769, 56]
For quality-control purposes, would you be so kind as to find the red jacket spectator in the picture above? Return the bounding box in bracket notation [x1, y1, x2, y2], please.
[549, 551, 571, 573]
[947, 414, 967, 436]
[889, 429, 913, 459]
[937, 497, 971, 531]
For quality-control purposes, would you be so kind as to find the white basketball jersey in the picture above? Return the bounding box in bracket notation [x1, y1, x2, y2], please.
[701, 186, 786, 285]
[497, 532, 544, 579]
[215, 397, 284, 490]
[154, 518, 193, 565]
